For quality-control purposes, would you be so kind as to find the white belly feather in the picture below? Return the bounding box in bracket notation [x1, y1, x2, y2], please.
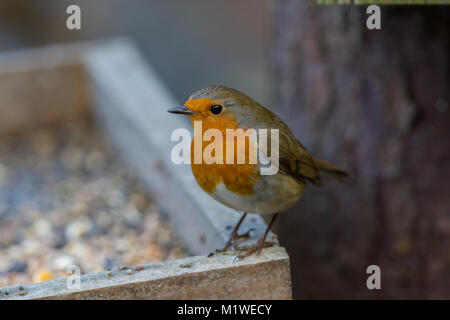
[209, 173, 305, 215]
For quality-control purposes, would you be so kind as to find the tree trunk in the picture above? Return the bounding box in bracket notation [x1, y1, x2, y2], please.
[272, 1, 449, 299]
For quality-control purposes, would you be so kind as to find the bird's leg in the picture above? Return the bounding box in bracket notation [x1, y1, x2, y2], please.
[235, 213, 278, 261]
[230, 227, 255, 250]
[214, 212, 249, 253]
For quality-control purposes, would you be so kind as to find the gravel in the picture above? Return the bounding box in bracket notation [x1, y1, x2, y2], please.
[0, 118, 186, 286]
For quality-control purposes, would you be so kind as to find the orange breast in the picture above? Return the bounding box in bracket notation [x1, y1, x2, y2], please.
[189, 113, 259, 196]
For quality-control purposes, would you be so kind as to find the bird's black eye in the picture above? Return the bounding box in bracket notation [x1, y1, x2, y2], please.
[210, 105, 223, 115]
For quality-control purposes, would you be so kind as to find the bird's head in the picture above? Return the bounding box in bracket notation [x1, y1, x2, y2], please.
[168, 86, 259, 129]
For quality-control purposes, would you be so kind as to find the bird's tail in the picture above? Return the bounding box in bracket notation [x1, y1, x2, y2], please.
[313, 158, 352, 182]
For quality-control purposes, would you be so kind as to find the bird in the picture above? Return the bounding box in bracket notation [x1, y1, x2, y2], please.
[168, 85, 351, 260]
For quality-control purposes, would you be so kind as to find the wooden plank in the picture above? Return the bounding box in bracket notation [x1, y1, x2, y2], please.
[84, 39, 275, 255]
[0, 44, 91, 136]
[0, 246, 291, 300]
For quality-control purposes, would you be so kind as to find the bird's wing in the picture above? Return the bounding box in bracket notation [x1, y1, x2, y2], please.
[277, 130, 322, 185]
[248, 102, 322, 185]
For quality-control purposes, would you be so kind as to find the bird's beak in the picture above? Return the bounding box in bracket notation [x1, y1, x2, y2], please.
[167, 105, 194, 115]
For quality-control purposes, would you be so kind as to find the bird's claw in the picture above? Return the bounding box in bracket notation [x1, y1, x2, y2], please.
[233, 241, 274, 262]
[231, 228, 255, 249]
[235, 228, 255, 239]
[208, 228, 256, 257]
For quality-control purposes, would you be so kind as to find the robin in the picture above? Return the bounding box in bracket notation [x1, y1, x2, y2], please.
[168, 86, 351, 260]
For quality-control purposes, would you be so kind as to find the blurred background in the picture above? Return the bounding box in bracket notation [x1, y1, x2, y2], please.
[0, 0, 449, 299]
[0, 0, 273, 105]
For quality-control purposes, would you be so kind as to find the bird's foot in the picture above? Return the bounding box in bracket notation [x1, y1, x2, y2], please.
[234, 239, 274, 262]
[230, 228, 254, 249]
[207, 228, 255, 257]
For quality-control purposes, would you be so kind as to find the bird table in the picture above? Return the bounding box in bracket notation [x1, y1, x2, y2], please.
[0, 39, 291, 300]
